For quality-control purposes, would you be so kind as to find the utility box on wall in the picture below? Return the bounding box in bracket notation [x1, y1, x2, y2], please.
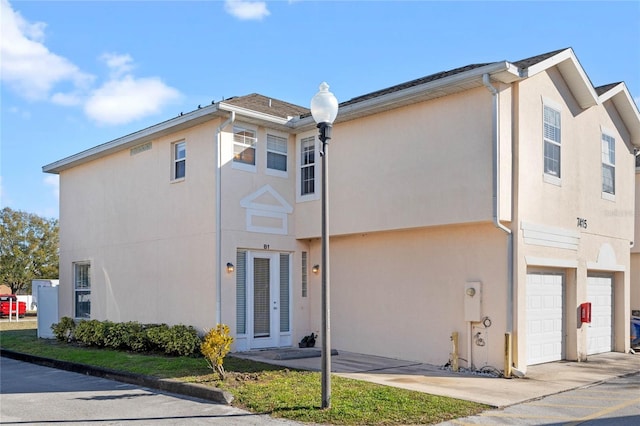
[464, 281, 482, 322]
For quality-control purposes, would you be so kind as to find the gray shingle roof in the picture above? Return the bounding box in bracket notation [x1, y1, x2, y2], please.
[595, 83, 622, 96]
[226, 48, 576, 121]
[224, 93, 308, 118]
[335, 48, 572, 110]
[511, 48, 569, 69]
[338, 63, 492, 108]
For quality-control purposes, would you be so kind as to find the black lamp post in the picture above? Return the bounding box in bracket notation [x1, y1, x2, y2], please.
[310, 82, 338, 409]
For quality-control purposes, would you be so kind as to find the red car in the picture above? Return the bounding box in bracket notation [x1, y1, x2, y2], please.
[0, 294, 26, 318]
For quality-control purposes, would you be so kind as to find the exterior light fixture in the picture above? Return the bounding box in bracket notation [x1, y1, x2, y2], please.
[312, 264, 320, 274]
[466, 287, 476, 297]
[226, 262, 234, 273]
[310, 82, 338, 410]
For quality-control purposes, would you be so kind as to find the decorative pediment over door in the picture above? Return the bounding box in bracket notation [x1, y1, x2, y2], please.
[240, 185, 293, 235]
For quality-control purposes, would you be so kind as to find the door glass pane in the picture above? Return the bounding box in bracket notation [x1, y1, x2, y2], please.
[253, 258, 270, 338]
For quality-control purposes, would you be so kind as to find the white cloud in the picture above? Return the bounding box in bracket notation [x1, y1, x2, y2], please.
[1, 0, 181, 126]
[224, 0, 270, 20]
[0, 0, 93, 101]
[43, 174, 59, 199]
[85, 75, 181, 126]
[100, 52, 135, 79]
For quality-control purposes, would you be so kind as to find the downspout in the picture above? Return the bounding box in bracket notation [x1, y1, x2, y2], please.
[483, 74, 515, 374]
[215, 111, 235, 325]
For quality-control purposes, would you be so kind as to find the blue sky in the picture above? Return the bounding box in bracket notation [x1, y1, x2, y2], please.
[1, 0, 639, 219]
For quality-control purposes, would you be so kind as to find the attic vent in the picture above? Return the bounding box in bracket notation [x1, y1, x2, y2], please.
[130, 142, 152, 156]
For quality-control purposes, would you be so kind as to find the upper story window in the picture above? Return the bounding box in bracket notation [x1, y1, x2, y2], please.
[172, 141, 186, 180]
[233, 126, 257, 171]
[300, 136, 316, 196]
[601, 133, 615, 197]
[267, 133, 288, 176]
[543, 105, 561, 182]
[74, 262, 91, 319]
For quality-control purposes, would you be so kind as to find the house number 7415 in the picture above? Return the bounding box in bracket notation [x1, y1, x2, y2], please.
[577, 217, 588, 229]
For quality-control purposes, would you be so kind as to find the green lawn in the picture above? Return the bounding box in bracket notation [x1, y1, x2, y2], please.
[0, 321, 487, 425]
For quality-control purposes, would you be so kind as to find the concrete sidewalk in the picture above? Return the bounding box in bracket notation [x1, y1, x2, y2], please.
[233, 349, 640, 407]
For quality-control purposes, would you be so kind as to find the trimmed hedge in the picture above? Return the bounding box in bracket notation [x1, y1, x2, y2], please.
[51, 317, 202, 357]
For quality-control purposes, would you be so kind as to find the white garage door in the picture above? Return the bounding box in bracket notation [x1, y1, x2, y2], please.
[587, 275, 613, 355]
[527, 273, 564, 365]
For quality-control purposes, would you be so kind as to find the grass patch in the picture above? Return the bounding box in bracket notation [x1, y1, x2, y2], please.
[1, 321, 488, 424]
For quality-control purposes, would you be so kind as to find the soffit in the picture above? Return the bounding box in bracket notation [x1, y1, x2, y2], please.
[597, 83, 640, 147]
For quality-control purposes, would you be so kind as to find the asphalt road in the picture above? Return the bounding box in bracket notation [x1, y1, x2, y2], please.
[2, 354, 638, 425]
[438, 372, 640, 425]
[0, 357, 300, 425]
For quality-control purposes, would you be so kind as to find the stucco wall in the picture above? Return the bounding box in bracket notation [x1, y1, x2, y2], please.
[57, 117, 313, 338]
[512, 68, 635, 366]
[295, 87, 498, 239]
[632, 170, 640, 312]
[306, 223, 510, 368]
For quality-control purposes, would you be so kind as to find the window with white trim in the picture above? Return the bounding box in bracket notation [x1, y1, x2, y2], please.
[233, 126, 257, 170]
[74, 262, 91, 319]
[267, 133, 288, 174]
[300, 136, 315, 196]
[172, 141, 186, 180]
[543, 105, 561, 180]
[601, 133, 615, 196]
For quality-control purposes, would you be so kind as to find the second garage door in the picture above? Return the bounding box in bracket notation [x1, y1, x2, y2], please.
[586, 275, 613, 355]
[527, 272, 564, 365]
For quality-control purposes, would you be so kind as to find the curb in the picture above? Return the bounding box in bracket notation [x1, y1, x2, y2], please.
[0, 349, 234, 405]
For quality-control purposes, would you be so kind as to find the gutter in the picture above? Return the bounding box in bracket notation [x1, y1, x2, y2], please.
[43, 105, 223, 174]
[215, 111, 235, 325]
[482, 74, 515, 372]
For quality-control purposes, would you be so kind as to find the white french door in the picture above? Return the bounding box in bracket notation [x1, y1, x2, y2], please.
[248, 252, 281, 349]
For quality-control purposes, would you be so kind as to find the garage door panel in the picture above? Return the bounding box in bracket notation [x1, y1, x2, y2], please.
[587, 276, 613, 355]
[527, 273, 564, 365]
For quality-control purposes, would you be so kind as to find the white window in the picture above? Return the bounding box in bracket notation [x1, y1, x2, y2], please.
[172, 141, 186, 180]
[601, 133, 615, 196]
[74, 262, 91, 319]
[543, 105, 561, 181]
[300, 136, 316, 196]
[233, 126, 257, 171]
[267, 133, 288, 176]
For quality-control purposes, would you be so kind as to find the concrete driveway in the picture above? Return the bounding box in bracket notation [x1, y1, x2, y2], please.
[234, 349, 640, 407]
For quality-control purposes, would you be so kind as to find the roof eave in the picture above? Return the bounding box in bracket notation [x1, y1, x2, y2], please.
[43, 104, 226, 174]
[523, 48, 598, 109]
[599, 83, 640, 147]
[295, 61, 520, 131]
[218, 102, 299, 132]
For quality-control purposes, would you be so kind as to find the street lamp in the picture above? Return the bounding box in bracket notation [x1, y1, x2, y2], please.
[310, 82, 338, 409]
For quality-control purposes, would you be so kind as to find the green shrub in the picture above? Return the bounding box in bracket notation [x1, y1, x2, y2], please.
[163, 325, 201, 357]
[74, 320, 112, 347]
[124, 322, 149, 352]
[145, 323, 171, 352]
[51, 316, 77, 342]
[201, 324, 234, 379]
[105, 321, 143, 350]
[51, 319, 201, 357]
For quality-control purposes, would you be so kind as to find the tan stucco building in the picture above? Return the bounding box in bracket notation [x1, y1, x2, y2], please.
[44, 48, 640, 374]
